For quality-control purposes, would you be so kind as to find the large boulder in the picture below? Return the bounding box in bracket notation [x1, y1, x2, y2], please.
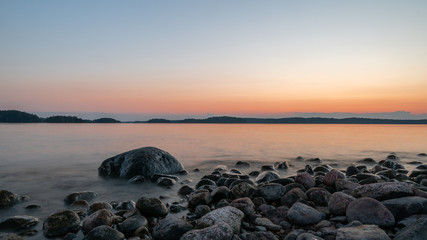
[196, 206, 244, 234]
[98, 147, 185, 179]
[0, 190, 24, 208]
[43, 210, 81, 237]
[382, 196, 427, 221]
[152, 216, 193, 240]
[287, 202, 323, 226]
[394, 218, 427, 240]
[180, 222, 233, 240]
[351, 182, 413, 201]
[346, 197, 395, 227]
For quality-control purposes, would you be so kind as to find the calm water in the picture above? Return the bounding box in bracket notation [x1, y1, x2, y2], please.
[1, 123, 427, 238]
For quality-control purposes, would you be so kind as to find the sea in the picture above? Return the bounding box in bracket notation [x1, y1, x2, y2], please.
[0, 123, 426, 239]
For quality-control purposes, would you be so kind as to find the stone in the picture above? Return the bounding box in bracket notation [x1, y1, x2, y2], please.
[71, 200, 89, 209]
[296, 233, 324, 240]
[276, 161, 289, 170]
[328, 192, 354, 216]
[280, 188, 307, 207]
[254, 217, 281, 231]
[351, 182, 413, 201]
[358, 158, 377, 164]
[261, 165, 275, 171]
[323, 169, 345, 186]
[169, 204, 187, 213]
[115, 200, 136, 211]
[0, 233, 23, 240]
[287, 202, 323, 226]
[346, 166, 360, 176]
[394, 217, 427, 240]
[230, 197, 255, 216]
[211, 186, 230, 202]
[187, 189, 211, 209]
[346, 197, 395, 227]
[335, 179, 360, 191]
[295, 172, 315, 189]
[117, 215, 147, 237]
[336, 224, 390, 240]
[127, 175, 145, 184]
[256, 171, 280, 184]
[231, 182, 257, 199]
[152, 216, 193, 240]
[195, 205, 211, 218]
[64, 191, 98, 205]
[88, 201, 113, 214]
[269, 178, 295, 186]
[236, 161, 251, 168]
[245, 231, 279, 240]
[197, 206, 244, 234]
[255, 183, 286, 202]
[262, 206, 289, 225]
[98, 147, 185, 178]
[306, 188, 331, 206]
[0, 190, 23, 208]
[381, 196, 427, 221]
[83, 225, 125, 240]
[43, 210, 81, 237]
[178, 185, 194, 196]
[180, 222, 233, 240]
[82, 209, 114, 234]
[157, 177, 176, 187]
[136, 197, 168, 218]
[0, 216, 38, 231]
[196, 179, 216, 189]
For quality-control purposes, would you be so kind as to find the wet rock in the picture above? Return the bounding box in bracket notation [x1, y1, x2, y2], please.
[345, 166, 360, 176]
[88, 201, 113, 214]
[358, 158, 377, 164]
[197, 206, 244, 234]
[376, 169, 396, 179]
[178, 185, 194, 196]
[381, 159, 404, 170]
[276, 161, 289, 170]
[328, 192, 354, 216]
[157, 177, 176, 187]
[127, 175, 145, 184]
[287, 202, 323, 226]
[394, 217, 427, 240]
[0, 216, 38, 231]
[70, 200, 89, 209]
[255, 171, 280, 184]
[323, 169, 345, 186]
[280, 188, 307, 207]
[169, 204, 187, 213]
[43, 210, 81, 237]
[346, 197, 395, 227]
[261, 165, 275, 171]
[0, 190, 23, 208]
[230, 197, 255, 216]
[211, 186, 230, 202]
[336, 224, 390, 240]
[409, 169, 427, 178]
[64, 191, 98, 205]
[196, 179, 216, 189]
[245, 231, 279, 240]
[98, 146, 185, 178]
[306, 188, 331, 206]
[295, 172, 315, 189]
[152, 216, 193, 240]
[83, 225, 125, 240]
[180, 222, 233, 240]
[136, 197, 168, 218]
[381, 196, 427, 221]
[254, 217, 281, 231]
[255, 183, 286, 202]
[351, 182, 413, 200]
[249, 170, 260, 177]
[270, 178, 294, 186]
[187, 189, 211, 209]
[115, 200, 136, 211]
[236, 161, 251, 168]
[195, 205, 211, 218]
[231, 182, 257, 199]
[82, 209, 114, 234]
[296, 233, 324, 240]
[262, 206, 288, 225]
[117, 215, 147, 237]
[0, 233, 23, 240]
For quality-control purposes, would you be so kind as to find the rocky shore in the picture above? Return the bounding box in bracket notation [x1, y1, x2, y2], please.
[1, 147, 427, 240]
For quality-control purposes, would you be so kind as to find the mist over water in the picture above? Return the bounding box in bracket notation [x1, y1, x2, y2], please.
[0, 123, 426, 239]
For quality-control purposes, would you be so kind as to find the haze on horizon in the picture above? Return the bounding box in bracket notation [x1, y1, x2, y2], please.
[1, 1, 426, 117]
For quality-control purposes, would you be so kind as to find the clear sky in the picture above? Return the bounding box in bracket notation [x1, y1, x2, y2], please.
[1, 0, 426, 118]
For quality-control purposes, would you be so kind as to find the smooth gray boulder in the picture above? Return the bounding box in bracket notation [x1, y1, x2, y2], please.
[152, 216, 193, 240]
[83, 225, 125, 240]
[196, 206, 244, 234]
[43, 210, 80, 237]
[394, 218, 427, 240]
[180, 222, 233, 240]
[382, 196, 427, 221]
[287, 202, 323, 226]
[346, 197, 395, 227]
[351, 182, 412, 201]
[336, 224, 390, 240]
[98, 147, 185, 178]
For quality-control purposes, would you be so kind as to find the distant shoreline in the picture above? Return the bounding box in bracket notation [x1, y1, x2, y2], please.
[1, 110, 427, 124]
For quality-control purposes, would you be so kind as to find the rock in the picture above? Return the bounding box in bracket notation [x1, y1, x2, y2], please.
[381, 159, 404, 170]
[230, 197, 255, 216]
[283, 229, 306, 240]
[262, 206, 289, 225]
[157, 177, 176, 187]
[270, 178, 295, 185]
[346, 166, 360, 176]
[195, 205, 211, 218]
[254, 217, 281, 231]
[64, 191, 98, 205]
[71, 200, 89, 209]
[336, 224, 390, 240]
[276, 161, 289, 170]
[231, 182, 257, 199]
[236, 161, 251, 168]
[152, 216, 193, 240]
[197, 206, 244, 234]
[323, 169, 345, 186]
[0, 190, 23, 208]
[187, 189, 211, 209]
[296, 233, 324, 240]
[306, 188, 331, 206]
[381, 196, 427, 221]
[394, 217, 427, 240]
[115, 200, 136, 211]
[178, 185, 194, 196]
[287, 202, 323, 226]
[127, 175, 145, 184]
[346, 197, 395, 227]
[211, 186, 230, 202]
[170, 204, 187, 213]
[0, 233, 23, 240]
[117, 215, 147, 237]
[82, 209, 114, 234]
[280, 188, 307, 207]
[255, 171, 280, 184]
[43, 210, 81, 237]
[409, 169, 427, 178]
[98, 147, 185, 178]
[261, 165, 275, 171]
[180, 222, 233, 240]
[245, 231, 279, 240]
[295, 172, 315, 189]
[136, 197, 168, 218]
[196, 179, 216, 189]
[0, 216, 38, 231]
[88, 201, 113, 214]
[328, 192, 354, 216]
[83, 225, 125, 240]
[255, 183, 286, 202]
[358, 158, 377, 164]
[335, 179, 360, 191]
[351, 182, 413, 201]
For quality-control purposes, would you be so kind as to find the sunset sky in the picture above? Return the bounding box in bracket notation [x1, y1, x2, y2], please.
[1, 1, 426, 120]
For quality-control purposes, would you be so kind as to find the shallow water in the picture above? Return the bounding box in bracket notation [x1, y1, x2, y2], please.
[0, 123, 427, 239]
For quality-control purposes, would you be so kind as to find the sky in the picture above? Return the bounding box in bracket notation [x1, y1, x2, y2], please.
[1, 0, 427, 120]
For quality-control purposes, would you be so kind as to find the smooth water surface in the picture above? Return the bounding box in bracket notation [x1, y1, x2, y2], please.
[0, 123, 426, 238]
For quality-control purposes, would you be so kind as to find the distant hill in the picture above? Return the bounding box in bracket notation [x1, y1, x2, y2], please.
[0, 110, 121, 123]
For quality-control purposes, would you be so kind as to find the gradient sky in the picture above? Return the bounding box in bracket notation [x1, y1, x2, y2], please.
[1, 0, 426, 118]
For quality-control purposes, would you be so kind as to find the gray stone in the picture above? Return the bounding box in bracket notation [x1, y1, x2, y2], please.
[287, 202, 323, 226]
[255, 183, 286, 202]
[336, 224, 390, 240]
[296, 233, 324, 240]
[306, 188, 331, 206]
[328, 192, 355, 216]
[346, 197, 395, 227]
[43, 210, 81, 237]
[394, 217, 427, 240]
[0, 216, 38, 231]
[0, 233, 23, 240]
[83, 225, 125, 240]
[152, 216, 193, 240]
[351, 182, 413, 201]
[246, 231, 279, 240]
[0, 190, 23, 208]
[254, 217, 281, 231]
[187, 189, 211, 209]
[382, 196, 427, 221]
[117, 215, 147, 237]
[98, 146, 185, 178]
[263, 206, 289, 225]
[88, 201, 113, 214]
[280, 188, 307, 207]
[230, 197, 255, 216]
[180, 222, 233, 240]
[295, 172, 315, 189]
[256, 171, 280, 184]
[82, 209, 114, 234]
[197, 206, 244, 234]
[127, 175, 145, 184]
[195, 205, 211, 218]
[323, 169, 345, 186]
[231, 182, 257, 199]
[136, 197, 168, 218]
[64, 191, 98, 205]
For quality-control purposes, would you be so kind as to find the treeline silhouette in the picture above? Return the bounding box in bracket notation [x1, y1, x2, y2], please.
[0, 110, 120, 123]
